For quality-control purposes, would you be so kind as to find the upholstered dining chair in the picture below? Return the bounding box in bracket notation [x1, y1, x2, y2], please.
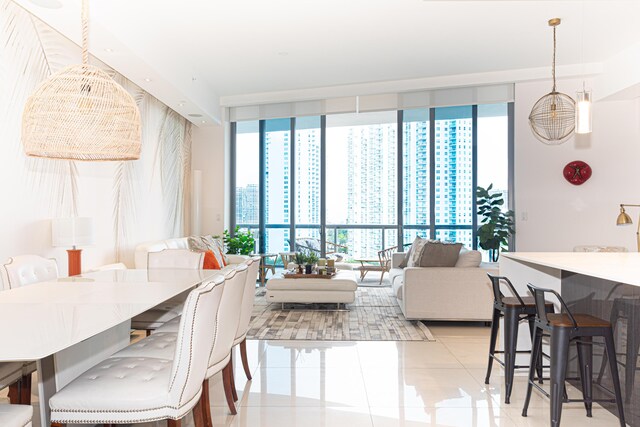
[1, 255, 59, 405]
[48, 275, 226, 427]
[133, 249, 205, 335]
[232, 256, 261, 383]
[118, 264, 250, 420]
[0, 404, 33, 427]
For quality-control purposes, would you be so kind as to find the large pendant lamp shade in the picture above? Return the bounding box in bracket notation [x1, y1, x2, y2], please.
[528, 18, 575, 145]
[21, 0, 141, 161]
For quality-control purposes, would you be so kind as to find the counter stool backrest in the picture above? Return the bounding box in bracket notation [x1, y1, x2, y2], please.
[526, 283, 577, 328]
[168, 275, 225, 407]
[487, 274, 525, 307]
[1, 255, 58, 290]
[148, 249, 204, 270]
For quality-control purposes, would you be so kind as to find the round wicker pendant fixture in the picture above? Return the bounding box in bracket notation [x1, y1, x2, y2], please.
[528, 18, 575, 145]
[22, 0, 141, 161]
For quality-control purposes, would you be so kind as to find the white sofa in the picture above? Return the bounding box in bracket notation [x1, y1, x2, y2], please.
[389, 252, 498, 321]
[134, 237, 249, 269]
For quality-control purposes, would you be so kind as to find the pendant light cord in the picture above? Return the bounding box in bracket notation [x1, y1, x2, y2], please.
[552, 24, 557, 92]
[81, 0, 89, 66]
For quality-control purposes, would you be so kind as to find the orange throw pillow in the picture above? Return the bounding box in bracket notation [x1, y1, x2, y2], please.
[203, 250, 221, 270]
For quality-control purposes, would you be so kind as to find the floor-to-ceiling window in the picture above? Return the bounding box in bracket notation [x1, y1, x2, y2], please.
[294, 116, 322, 257]
[264, 118, 291, 255]
[402, 108, 431, 245]
[326, 112, 398, 259]
[233, 120, 260, 251]
[231, 102, 512, 259]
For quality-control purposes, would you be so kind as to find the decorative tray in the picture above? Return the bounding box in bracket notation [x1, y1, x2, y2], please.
[283, 272, 336, 279]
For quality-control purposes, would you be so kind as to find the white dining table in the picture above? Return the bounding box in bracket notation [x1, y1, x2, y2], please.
[0, 268, 222, 427]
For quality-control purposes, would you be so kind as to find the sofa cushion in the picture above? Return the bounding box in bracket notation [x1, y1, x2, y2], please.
[418, 241, 462, 267]
[455, 248, 482, 268]
[389, 267, 404, 301]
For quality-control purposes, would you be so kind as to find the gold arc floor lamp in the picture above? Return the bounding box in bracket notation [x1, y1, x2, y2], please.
[616, 204, 640, 251]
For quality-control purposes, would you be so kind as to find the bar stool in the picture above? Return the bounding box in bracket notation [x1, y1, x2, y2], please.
[596, 296, 640, 402]
[522, 284, 626, 427]
[484, 274, 554, 403]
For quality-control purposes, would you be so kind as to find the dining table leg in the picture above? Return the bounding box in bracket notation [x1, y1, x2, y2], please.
[37, 355, 56, 427]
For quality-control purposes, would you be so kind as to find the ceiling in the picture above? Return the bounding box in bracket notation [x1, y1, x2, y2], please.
[12, 0, 640, 125]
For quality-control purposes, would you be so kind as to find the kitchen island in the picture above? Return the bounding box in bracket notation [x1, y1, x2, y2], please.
[501, 252, 640, 426]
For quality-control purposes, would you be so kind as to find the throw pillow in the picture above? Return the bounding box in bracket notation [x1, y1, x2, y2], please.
[400, 236, 425, 268]
[203, 235, 228, 264]
[406, 237, 429, 267]
[418, 241, 463, 267]
[455, 248, 482, 268]
[203, 250, 221, 270]
[187, 236, 208, 252]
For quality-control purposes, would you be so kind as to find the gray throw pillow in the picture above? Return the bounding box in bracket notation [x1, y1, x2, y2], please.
[418, 241, 463, 267]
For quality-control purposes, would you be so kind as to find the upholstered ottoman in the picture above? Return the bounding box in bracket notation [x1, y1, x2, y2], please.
[266, 270, 357, 308]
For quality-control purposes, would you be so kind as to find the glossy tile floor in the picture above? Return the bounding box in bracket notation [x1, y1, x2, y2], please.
[2, 325, 625, 426]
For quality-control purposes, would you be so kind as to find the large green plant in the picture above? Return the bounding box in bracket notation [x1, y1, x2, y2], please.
[477, 184, 514, 262]
[223, 226, 256, 255]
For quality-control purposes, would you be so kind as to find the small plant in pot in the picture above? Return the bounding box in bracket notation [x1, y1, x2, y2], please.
[305, 251, 319, 274]
[294, 252, 306, 274]
[477, 184, 515, 262]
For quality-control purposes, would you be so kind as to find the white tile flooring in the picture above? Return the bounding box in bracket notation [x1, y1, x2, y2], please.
[3, 324, 625, 426]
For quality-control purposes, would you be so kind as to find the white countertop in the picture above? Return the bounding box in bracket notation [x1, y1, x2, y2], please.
[0, 269, 222, 361]
[502, 252, 640, 287]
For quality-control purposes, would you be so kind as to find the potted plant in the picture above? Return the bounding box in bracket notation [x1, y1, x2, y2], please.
[294, 252, 306, 274]
[305, 250, 318, 274]
[222, 226, 256, 255]
[477, 184, 515, 262]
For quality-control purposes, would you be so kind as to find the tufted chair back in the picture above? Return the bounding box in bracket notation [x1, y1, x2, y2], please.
[234, 256, 261, 343]
[147, 249, 204, 270]
[1, 255, 58, 291]
[167, 274, 225, 407]
[207, 264, 248, 376]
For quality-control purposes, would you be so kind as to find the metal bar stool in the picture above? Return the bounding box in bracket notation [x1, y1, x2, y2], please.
[522, 284, 626, 427]
[484, 274, 554, 403]
[596, 296, 640, 403]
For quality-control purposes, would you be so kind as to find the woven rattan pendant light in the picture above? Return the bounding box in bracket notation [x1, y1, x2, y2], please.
[528, 18, 575, 145]
[22, 0, 141, 161]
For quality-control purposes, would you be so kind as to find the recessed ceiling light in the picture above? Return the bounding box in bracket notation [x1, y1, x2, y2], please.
[188, 113, 203, 118]
[178, 103, 185, 107]
[28, 0, 62, 9]
[201, 120, 206, 124]
[104, 48, 114, 53]
[144, 78, 152, 82]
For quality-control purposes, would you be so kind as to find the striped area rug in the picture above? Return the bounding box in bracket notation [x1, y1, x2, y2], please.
[247, 287, 435, 341]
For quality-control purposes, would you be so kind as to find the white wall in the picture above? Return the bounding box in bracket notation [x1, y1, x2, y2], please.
[514, 77, 640, 251]
[191, 125, 227, 237]
[0, 1, 191, 279]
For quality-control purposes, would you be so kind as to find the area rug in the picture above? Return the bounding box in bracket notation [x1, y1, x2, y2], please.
[247, 287, 435, 341]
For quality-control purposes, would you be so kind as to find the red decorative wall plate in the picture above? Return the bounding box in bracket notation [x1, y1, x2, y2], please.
[563, 160, 592, 185]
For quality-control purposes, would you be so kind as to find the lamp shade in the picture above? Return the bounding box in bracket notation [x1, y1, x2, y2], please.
[616, 209, 633, 226]
[52, 217, 94, 247]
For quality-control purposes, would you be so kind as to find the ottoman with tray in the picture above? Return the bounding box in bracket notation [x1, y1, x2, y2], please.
[265, 270, 358, 309]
